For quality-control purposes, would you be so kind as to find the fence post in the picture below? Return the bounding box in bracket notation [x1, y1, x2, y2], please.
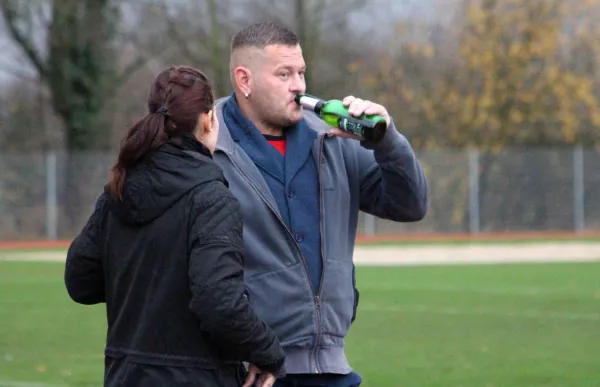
[573, 146, 585, 232]
[468, 148, 480, 234]
[46, 152, 58, 240]
[363, 214, 376, 235]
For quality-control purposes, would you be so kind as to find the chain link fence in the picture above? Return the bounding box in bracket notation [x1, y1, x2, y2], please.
[1, 147, 599, 241]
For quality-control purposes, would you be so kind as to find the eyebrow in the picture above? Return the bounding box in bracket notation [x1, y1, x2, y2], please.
[276, 65, 306, 72]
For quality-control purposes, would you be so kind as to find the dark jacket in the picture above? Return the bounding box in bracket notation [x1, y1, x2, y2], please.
[64, 134, 285, 386]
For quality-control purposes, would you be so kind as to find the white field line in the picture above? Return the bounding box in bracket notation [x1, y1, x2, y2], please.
[352, 243, 600, 266]
[0, 252, 66, 262]
[1, 243, 600, 266]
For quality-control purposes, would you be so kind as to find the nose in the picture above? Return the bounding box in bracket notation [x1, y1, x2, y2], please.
[290, 73, 306, 94]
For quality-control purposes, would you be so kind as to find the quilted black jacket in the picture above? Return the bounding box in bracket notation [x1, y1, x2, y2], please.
[64, 134, 285, 385]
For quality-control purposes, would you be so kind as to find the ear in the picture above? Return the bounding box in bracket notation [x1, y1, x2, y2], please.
[233, 66, 253, 96]
[202, 111, 213, 133]
[194, 111, 210, 137]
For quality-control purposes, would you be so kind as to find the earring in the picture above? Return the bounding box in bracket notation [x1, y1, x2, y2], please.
[244, 92, 249, 99]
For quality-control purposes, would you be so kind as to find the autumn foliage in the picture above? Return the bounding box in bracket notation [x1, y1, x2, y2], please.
[358, 0, 600, 149]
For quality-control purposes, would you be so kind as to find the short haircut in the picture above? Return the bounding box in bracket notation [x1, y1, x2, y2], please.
[231, 21, 299, 51]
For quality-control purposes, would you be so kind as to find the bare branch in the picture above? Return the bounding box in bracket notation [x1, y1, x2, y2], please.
[319, 0, 368, 35]
[0, 61, 38, 82]
[0, 0, 46, 77]
[165, 16, 208, 63]
[34, 0, 52, 30]
[118, 55, 147, 82]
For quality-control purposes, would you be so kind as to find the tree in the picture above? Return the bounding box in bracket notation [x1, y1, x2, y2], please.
[246, 0, 369, 96]
[0, 0, 147, 151]
[356, 0, 600, 232]
[361, 0, 600, 148]
[163, 0, 370, 99]
[0, 0, 149, 233]
[159, 0, 233, 99]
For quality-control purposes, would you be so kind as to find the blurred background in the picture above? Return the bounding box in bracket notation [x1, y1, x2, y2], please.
[1, 1, 600, 386]
[1, 0, 600, 240]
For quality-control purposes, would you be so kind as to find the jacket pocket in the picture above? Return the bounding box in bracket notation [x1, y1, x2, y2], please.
[244, 262, 316, 346]
[320, 259, 355, 339]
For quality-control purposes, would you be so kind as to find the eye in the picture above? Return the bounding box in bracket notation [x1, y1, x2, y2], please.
[298, 71, 305, 78]
[279, 72, 289, 79]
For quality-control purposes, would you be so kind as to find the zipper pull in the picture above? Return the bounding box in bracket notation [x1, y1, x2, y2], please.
[315, 295, 321, 309]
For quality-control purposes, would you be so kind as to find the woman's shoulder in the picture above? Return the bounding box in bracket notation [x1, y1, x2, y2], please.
[188, 178, 239, 214]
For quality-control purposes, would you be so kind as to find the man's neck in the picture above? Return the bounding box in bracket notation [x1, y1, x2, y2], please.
[256, 124, 284, 137]
[235, 94, 284, 137]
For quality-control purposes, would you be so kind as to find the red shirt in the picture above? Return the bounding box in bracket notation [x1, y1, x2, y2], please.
[264, 135, 286, 156]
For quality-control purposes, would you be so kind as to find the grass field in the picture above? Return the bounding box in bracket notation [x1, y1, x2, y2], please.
[1, 256, 599, 386]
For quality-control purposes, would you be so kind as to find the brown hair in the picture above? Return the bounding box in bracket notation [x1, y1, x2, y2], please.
[109, 65, 214, 200]
[231, 21, 299, 51]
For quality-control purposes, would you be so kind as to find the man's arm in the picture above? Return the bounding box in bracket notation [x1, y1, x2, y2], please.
[333, 96, 429, 222]
[64, 193, 107, 304]
[356, 120, 428, 221]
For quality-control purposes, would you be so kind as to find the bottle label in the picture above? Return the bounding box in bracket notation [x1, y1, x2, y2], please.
[338, 117, 364, 137]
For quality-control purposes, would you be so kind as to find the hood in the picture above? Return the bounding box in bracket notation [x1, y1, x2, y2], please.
[106, 142, 225, 225]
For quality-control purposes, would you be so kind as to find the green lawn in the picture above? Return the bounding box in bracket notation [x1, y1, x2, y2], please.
[0, 259, 599, 386]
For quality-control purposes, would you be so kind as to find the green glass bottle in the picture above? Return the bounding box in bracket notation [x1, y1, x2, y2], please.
[295, 94, 387, 142]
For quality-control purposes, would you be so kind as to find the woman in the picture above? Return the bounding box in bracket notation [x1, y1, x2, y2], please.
[64, 65, 285, 387]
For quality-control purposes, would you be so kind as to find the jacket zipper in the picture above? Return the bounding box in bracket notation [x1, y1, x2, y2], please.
[221, 140, 327, 374]
[311, 134, 327, 373]
[221, 152, 315, 293]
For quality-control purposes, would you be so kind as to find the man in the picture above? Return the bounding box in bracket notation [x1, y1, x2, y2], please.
[212, 22, 428, 387]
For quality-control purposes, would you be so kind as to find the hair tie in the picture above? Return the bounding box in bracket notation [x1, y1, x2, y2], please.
[156, 107, 169, 117]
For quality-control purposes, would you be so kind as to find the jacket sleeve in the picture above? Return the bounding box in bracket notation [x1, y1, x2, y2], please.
[355, 120, 429, 221]
[187, 185, 285, 377]
[64, 193, 107, 305]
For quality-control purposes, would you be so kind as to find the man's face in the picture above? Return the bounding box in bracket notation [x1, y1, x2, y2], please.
[251, 44, 306, 128]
